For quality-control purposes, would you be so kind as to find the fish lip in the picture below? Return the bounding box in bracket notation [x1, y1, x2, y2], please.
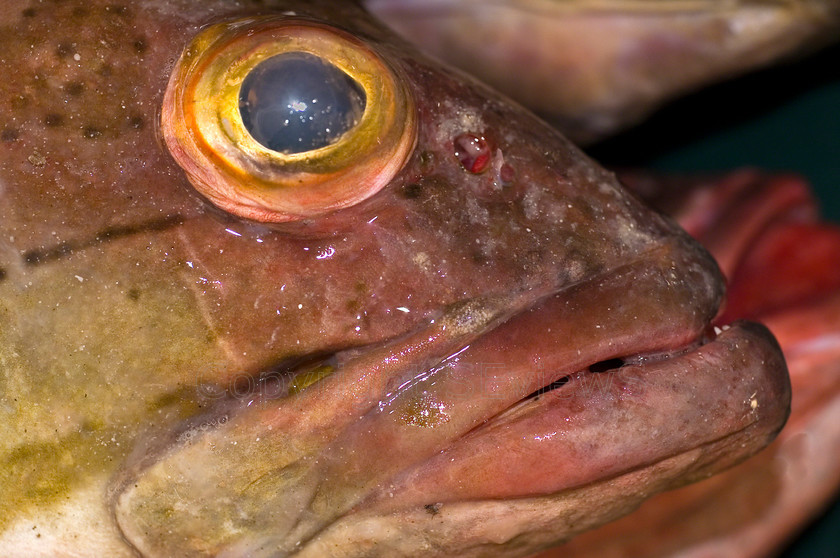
[120, 237, 732, 459]
[517, 319, 792, 437]
[362, 319, 791, 508]
[280, 322, 792, 558]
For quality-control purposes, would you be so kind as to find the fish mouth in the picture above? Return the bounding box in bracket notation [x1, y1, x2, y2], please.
[113, 235, 790, 557]
[347, 239, 791, 508]
[368, 321, 789, 505]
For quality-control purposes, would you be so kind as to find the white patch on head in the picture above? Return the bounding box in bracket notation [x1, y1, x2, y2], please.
[434, 100, 485, 145]
[465, 196, 489, 226]
[412, 251, 432, 273]
[521, 189, 542, 221]
[0, 479, 135, 556]
[611, 213, 651, 251]
[566, 259, 586, 283]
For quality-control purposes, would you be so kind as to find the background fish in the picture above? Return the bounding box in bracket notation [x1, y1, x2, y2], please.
[367, 0, 840, 143]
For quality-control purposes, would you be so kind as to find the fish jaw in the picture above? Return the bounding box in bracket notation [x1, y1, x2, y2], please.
[111, 240, 788, 557]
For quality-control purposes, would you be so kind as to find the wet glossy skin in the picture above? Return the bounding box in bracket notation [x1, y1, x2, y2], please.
[0, 1, 789, 556]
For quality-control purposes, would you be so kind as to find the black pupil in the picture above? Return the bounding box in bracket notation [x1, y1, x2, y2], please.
[238, 52, 366, 154]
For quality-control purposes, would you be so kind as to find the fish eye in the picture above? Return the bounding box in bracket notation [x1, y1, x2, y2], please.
[239, 52, 366, 154]
[162, 17, 416, 223]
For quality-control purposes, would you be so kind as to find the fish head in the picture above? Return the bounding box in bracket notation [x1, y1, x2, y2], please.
[0, 1, 789, 556]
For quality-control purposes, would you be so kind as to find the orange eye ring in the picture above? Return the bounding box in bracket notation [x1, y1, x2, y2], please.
[162, 17, 416, 222]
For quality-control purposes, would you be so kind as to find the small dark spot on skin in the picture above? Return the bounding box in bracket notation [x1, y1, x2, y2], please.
[419, 150, 435, 168]
[128, 115, 144, 130]
[105, 4, 129, 16]
[0, 268, 7, 281]
[63, 81, 84, 96]
[471, 251, 489, 265]
[1, 128, 19, 142]
[44, 113, 63, 127]
[401, 183, 423, 199]
[133, 39, 147, 54]
[22, 8, 36, 17]
[424, 503, 441, 516]
[83, 126, 102, 139]
[55, 42, 75, 59]
[127, 288, 141, 301]
[11, 95, 30, 109]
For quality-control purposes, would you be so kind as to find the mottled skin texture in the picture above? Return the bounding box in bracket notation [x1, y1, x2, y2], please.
[0, 1, 789, 556]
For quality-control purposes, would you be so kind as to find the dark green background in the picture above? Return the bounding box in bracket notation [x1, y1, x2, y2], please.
[593, 42, 840, 221]
[592, 42, 840, 558]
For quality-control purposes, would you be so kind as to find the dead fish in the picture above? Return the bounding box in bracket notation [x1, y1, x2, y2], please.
[366, 0, 840, 143]
[0, 1, 789, 556]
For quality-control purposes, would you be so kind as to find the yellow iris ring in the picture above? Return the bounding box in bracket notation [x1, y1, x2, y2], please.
[162, 17, 416, 222]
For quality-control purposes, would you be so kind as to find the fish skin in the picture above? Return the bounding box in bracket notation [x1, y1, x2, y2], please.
[0, 1, 788, 556]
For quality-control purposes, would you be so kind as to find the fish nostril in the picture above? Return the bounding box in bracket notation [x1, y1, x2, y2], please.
[453, 132, 491, 173]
